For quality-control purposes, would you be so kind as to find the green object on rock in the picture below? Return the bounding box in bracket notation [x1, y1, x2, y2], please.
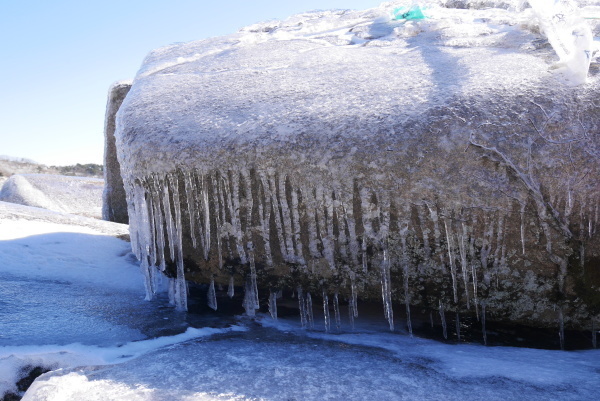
[393, 5, 426, 20]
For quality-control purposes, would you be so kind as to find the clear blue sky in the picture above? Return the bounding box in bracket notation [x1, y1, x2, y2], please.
[0, 0, 381, 166]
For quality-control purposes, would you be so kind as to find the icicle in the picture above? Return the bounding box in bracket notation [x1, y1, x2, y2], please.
[520, 202, 526, 255]
[398, 204, 412, 336]
[592, 320, 597, 349]
[334, 195, 349, 261]
[290, 187, 305, 264]
[304, 187, 321, 260]
[558, 307, 565, 350]
[439, 300, 447, 340]
[426, 202, 443, 266]
[168, 173, 188, 311]
[200, 175, 211, 260]
[227, 275, 235, 298]
[360, 188, 373, 274]
[262, 172, 288, 262]
[443, 214, 459, 304]
[183, 172, 198, 249]
[350, 273, 358, 318]
[361, 236, 368, 273]
[207, 279, 217, 311]
[455, 312, 461, 342]
[243, 276, 258, 317]
[459, 221, 470, 308]
[482, 302, 487, 345]
[269, 290, 278, 320]
[257, 176, 273, 266]
[150, 180, 166, 272]
[224, 171, 247, 264]
[430, 311, 434, 328]
[480, 213, 495, 286]
[140, 257, 155, 301]
[470, 214, 479, 319]
[297, 287, 307, 328]
[278, 175, 297, 261]
[211, 173, 224, 270]
[404, 284, 412, 337]
[306, 292, 314, 329]
[323, 290, 331, 333]
[348, 298, 355, 331]
[316, 186, 335, 269]
[247, 242, 260, 310]
[161, 176, 176, 263]
[333, 292, 341, 331]
[168, 277, 176, 306]
[381, 247, 394, 331]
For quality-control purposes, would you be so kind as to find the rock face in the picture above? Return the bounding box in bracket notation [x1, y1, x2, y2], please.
[113, 2, 600, 333]
[0, 174, 105, 218]
[102, 81, 132, 224]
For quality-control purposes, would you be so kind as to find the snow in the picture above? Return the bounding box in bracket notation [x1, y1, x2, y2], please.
[0, 174, 104, 218]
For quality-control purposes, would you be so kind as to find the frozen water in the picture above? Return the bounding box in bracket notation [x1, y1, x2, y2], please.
[22, 317, 600, 401]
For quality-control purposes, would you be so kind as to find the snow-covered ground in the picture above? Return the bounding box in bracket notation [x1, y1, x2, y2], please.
[0, 174, 104, 218]
[1, 200, 599, 400]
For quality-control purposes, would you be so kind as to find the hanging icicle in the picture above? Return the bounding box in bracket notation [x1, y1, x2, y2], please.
[323, 290, 331, 333]
[381, 247, 394, 331]
[333, 291, 341, 332]
[439, 300, 448, 340]
[227, 275, 235, 298]
[306, 292, 315, 329]
[269, 290, 278, 320]
[207, 278, 217, 311]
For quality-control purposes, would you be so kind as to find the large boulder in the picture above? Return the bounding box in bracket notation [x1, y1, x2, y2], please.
[114, 2, 600, 333]
[102, 80, 132, 224]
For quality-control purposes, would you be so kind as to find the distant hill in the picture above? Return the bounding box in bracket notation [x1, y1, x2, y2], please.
[0, 156, 103, 178]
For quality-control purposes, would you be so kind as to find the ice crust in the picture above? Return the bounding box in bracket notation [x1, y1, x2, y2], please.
[116, 2, 599, 178]
[22, 317, 600, 401]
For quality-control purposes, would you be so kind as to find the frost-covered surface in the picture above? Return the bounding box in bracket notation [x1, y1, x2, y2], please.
[117, 0, 600, 178]
[23, 316, 600, 401]
[0, 174, 104, 218]
[114, 0, 600, 334]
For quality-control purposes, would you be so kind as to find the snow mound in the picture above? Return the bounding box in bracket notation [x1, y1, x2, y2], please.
[0, 174, 104, 218]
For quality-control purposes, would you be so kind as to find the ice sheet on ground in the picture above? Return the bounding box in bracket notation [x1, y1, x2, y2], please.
[0, 174, 104, 218]
[23, 317, 600, 401]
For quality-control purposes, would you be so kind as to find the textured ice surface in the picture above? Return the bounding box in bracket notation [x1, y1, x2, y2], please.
[0, 174, 104, 218]
[23, 318, 600, 401]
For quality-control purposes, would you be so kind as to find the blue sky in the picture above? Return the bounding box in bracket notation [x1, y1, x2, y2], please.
[0, 0, 381, 166]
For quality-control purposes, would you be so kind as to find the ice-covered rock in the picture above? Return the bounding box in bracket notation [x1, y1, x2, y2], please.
[103, 80, 132, 224]
[113, 1, 600, 331]
[0, 174, 104, 218]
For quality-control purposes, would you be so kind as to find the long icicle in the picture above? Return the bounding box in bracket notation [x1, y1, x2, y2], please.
[323, 290, 331, 333]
